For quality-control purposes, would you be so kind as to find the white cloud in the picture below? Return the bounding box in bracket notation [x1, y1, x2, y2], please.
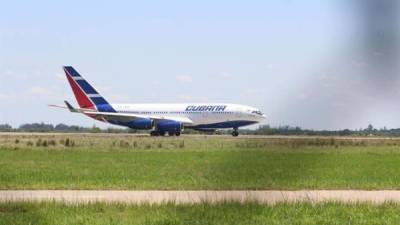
[96, 85, 113, 92]
[175, 75, 193, 83]
[242, 88, 264, 96]
[297, 92, 309, 101]
[0, 92, 17, 103]
[265, 64, 275, 70]
[351, 60, 367, 68]
[1, 69, 43, 79]
[55, 73, 65, 80]
[27, 87, 52, 96]
[178, 94, 193, 101]
[0, 93, 9, 100]
[219, 72, 233, 79]
[108, 94, 131, 103]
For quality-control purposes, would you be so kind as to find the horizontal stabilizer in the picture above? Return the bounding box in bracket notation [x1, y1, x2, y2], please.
[48, 104, 68, 110]
[48, 101, 96, 113]
[64, 101, 78, 112]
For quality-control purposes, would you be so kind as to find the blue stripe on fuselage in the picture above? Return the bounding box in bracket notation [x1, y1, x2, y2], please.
[188, 120, 258, 129]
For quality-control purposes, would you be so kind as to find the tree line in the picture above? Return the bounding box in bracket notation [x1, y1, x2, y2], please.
[0, 123, 132, 133]
[241, 124, 400, 136]
[0, 123, 398, 136]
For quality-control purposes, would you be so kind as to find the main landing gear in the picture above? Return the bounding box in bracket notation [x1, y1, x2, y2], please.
[169, 131, 181, 136]
[232, 128, 239, 137]
[150, 131, 181, 137]
[150, 131, 159, 136]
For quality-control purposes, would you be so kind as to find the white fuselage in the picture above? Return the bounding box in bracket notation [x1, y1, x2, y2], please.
[111, 103, 266, 129]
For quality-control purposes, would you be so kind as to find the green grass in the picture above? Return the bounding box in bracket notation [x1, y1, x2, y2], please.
[1, 202, 400, 225]
[2, 134, 400, 189]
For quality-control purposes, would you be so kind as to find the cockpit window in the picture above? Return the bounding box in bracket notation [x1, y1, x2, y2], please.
[252, 110, 263, 116]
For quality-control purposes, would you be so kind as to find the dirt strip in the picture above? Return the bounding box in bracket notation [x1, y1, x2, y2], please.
[1, 191, 400, 204]
[2, 132, 399, 140]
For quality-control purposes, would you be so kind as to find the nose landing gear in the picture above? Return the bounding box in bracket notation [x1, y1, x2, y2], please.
[232, 128, 239, 137]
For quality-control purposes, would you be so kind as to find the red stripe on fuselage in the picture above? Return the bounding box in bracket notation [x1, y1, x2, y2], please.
[64, 70, 95, 110]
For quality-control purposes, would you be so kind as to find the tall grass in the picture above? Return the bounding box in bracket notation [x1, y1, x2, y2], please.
[2, 133, 400, 152]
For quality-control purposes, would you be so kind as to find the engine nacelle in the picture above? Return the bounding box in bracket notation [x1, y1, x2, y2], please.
[110, 118, 154, 130]
[127, 118, 154, 129]
[157, 120, 183, 132]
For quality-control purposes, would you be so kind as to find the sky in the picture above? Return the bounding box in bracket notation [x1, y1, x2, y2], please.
[1, 0, 399, 130]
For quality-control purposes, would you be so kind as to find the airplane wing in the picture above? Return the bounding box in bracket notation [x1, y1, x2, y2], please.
[49, 101, 193, 125]
[84, 111, 194, 124]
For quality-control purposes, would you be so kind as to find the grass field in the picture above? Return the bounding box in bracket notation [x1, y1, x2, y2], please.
[2, 133, 400, 189]
[1, 202, 400, 225]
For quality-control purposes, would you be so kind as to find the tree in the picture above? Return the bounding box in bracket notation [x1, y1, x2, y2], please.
[0, 124, 12, 131]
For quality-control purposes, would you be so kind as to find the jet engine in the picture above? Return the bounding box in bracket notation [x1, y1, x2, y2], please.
[111, 118, 154, 130]
[156, 120, 183, 133]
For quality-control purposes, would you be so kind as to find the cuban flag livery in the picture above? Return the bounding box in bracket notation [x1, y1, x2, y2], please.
[51, 66, 266, 136]
[64, 66, 116, 113]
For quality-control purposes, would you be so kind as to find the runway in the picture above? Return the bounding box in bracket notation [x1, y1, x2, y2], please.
[2, 132, 400, 140]
[2, 190, 400, 204]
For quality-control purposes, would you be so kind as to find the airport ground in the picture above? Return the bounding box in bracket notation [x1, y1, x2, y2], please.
[3, 133, 400, 224]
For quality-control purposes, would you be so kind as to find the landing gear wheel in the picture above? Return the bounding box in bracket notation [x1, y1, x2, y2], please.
[232, 128, 239, 137]
[175, 131, 181, 136]
[159, 131, 166, 136]
[150, 131, 159, 136]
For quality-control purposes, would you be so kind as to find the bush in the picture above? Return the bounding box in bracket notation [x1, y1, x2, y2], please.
[119, 140, 129, 148]
[48, 140, 56, 146]
[65, 138, 70, 147]
[36, 139, 42, 147]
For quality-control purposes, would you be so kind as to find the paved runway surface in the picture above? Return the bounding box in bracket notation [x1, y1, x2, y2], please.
[2, 132, 400, 140]
[2, 190, 400, 204]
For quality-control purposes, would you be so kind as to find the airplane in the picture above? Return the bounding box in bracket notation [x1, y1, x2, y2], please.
[50, 66, 266, 136]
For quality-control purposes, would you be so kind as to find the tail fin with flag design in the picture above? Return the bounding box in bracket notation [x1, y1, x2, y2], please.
[63, 66, 116, 112]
